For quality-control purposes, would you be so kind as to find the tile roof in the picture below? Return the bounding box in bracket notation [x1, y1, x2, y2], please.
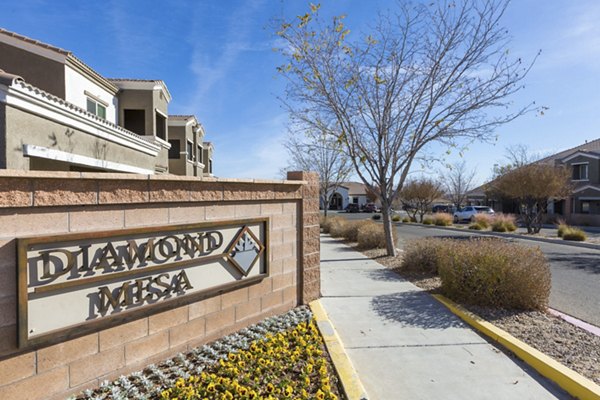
[536, 138, 600, 164]
[0, 28, 70, 55]
[340, 182, 368, 196]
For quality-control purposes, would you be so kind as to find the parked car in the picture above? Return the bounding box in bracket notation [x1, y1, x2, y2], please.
[362, 203, 379, 213]
[345, 203, 360, 213]
[453, 206, 494, 223]
[432, 204, 456, 214]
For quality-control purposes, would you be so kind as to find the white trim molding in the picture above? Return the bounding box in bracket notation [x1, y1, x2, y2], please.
[562, 151, 600, 162]
[579, 197, 600, 201]
[0, 82, 160, 156]
[573, 185, 600, 193]
[23, 144, 155, 174]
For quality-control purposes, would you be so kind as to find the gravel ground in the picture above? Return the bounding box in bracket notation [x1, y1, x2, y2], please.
[361, 247, 600, 385]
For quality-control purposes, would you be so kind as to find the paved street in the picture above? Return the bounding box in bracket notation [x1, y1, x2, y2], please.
[328, 211, 600, 327]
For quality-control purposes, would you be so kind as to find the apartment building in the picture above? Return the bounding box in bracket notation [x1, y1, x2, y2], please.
[0, 28, 212, 175]
[467, 138, 600, 225]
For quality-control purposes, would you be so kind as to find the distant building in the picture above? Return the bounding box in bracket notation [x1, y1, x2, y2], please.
[325, 182, 373, 210]
[0, 28, 212, 175]
[467, 139, 600, 225]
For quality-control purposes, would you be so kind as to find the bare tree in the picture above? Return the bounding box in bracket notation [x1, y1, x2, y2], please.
[399, 179, 444, 222]
[488, 164, 571, 233]
[492, 144, 549, 178]
[283, 126, 353, 217]
[275, 1, 538, 255]
[441, 161, 476, 209]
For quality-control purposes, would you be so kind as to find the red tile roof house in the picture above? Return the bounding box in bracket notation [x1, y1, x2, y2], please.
[467, 138, 600, 226]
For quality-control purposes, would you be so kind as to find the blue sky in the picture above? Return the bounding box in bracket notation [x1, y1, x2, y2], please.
[1, 1, 599, 184]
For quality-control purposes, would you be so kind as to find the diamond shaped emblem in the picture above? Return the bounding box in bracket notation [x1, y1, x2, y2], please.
[227, 226, 264, 276]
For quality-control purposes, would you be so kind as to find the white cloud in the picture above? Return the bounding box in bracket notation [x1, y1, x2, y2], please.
[186, 0, 267, 111]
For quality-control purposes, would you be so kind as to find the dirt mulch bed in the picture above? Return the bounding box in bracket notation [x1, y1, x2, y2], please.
[360, 247, 600, 386]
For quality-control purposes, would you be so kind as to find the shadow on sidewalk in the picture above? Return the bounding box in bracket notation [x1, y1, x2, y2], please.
[366, 268, 407, 283]
[371, 291, 465, 329]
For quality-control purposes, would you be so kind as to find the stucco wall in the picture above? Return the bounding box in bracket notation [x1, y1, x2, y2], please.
[117, 89, 155, 137]
[4, 105, 157, 172]
[0, 170, 320, 400]
[64, 65, 118, 124]
[0, 42, 66, 99]
[168, 125, 194, 176]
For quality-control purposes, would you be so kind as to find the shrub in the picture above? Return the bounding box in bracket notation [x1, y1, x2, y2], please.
[328, 217, 348, 238]
[339, 220, 373, 242]
[472, 213, 493, 229]
[491, 213, 517, 232]
[433, 213, 453, 226]
[320, 216, 342, 234]
[437, 238, 551, 310]
[422, 216, 434, 225]
[402, 217, 411, 223]
[562, 227, 587, 241]
[392, 215, 401, 222]
[556, 218, 568, 237]
[400, 238, 451, 274]
[372, 214, 381, 220]
[357, 221, 394, 249]
[468, 222, 484, 230]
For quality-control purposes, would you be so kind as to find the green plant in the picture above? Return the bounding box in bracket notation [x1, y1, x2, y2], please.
[562, 227, 587, 241]
[357, 222, 393, 249]
[422, 216, 434, 225]
[433, 213, 453, 226]
[402, 217, 411, 223]
[392, 215, 401, 222]
[437, 238, 550, 310]
[372, 214, 381, 220]
[491, 213, 517, 232]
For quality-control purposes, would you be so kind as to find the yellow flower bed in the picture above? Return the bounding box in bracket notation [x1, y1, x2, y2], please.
[160, 320, 340, 400]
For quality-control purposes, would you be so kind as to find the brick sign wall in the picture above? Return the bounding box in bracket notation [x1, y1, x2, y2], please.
[0, 170, 320, 400]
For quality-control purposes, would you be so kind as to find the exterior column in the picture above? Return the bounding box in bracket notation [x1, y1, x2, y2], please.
[287, 171, 320, 304]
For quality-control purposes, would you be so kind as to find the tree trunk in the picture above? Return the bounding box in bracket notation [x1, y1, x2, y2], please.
[381, 202, 397, 257]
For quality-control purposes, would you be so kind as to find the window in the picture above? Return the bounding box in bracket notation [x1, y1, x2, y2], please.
[187, 141, 193, 161]
[197, 145, 203, 163]
[168, 140, 180, 159]
[124, 109, 146, 135]
[155, 111, 166, 140]
[86, 97, 106, 119]
[209, 159, 213, 174]
[581, 201, 590, 214]
[572, 163, 589, 180]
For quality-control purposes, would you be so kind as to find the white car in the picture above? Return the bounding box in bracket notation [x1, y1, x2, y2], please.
[453, 206, 495, 223]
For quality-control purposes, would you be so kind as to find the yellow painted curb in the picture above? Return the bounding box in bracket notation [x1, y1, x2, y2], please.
[309, 300, 369, 400]
[433, 294, 600, 400]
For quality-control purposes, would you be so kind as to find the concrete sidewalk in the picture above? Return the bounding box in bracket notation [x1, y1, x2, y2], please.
[319, 235, 569, 400]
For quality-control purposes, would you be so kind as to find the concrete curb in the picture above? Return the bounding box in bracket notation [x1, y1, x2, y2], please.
[400, 222, 600, 251]
[433, 294, 600, 400]
[309, 300, 369, 400]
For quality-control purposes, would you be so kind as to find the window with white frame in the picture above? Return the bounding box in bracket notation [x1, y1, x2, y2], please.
[572, 163, 588, 180]
[187, 141, 194, 161]
[86, 97, 107, 119]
